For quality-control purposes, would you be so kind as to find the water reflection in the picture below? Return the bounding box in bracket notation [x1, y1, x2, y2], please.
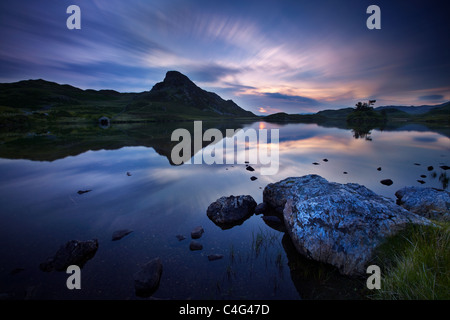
[0, 121, 448, 300]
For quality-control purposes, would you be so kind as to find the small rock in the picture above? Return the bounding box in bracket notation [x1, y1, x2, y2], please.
[312, 162, 320, 165]
[207, 254, 223, 261]
[191, 226, 204, 239]
[254, 202, 267, 215]
[40, 239, 99, 272]
[250, 176, 258, 181]
[343, 172, 348, 174]
[112, 229, 133, 241]
[77, 190, 91, 195]
[380, 179, 393, 186]
[126, 172, 132, 176]
[206, 195, 257, 229]
[420, 175, 427, 178]
[417, 180, 426, 184]
[134, 258, 163, 297]
[440, 165, 450, 170]
[246, 166, 255, 172]
[414, 163, 421, 166]
[189, 240, 203, 251]
[176, 235, 186, 241]
[377, 167, 382, 171]
[323, 159, 328, 162]
[427, 166, 434, 171]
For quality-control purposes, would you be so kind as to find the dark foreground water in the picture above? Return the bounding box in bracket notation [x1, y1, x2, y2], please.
[0, 121, 448, 300]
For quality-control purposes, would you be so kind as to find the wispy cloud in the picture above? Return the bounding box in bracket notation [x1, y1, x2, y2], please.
[0, 0, 449, 113]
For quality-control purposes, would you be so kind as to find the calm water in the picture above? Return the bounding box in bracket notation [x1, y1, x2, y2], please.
[0, 121, 448, 300]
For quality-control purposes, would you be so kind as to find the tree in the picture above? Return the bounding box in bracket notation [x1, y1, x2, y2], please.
[355, 100, 376, 111]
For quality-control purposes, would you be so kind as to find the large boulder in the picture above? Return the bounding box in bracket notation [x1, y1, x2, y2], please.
[263, 175, 430, 276]
[395, 186, 450, 222]
[206, 195, 257, 229]
[40, 239, 99, 272]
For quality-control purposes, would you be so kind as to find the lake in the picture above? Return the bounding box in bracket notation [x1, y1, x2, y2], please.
[0, 121, 448, 300]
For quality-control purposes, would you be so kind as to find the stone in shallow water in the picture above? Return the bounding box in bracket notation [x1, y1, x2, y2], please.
[263, 175, 429, 276]
[112, 229, 133, 241]
[206, 195, 257, 229]
[191, 226, 204, 239]
[134, 258, 163, 297]
[40, 239, 99, 272]
[207, 254, 223, 261]
[189, 240, 203, 251]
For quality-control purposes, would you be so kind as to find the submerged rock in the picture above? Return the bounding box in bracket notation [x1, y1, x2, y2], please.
[395, 186, 450, 222]
[263, 175, 429, 276]
[207, 254, 223, 261]
[189, 240, 203, 251]
[206, 195, 257, 229]
[134, 258, 163, 297]
[261, 215, 286, 233]
[112, 229, 133, 241]
[191, 226, 204, 239]
[254, 202, 268, 215]
[40, 239, 99, 272]
[176, 234, 186, 241]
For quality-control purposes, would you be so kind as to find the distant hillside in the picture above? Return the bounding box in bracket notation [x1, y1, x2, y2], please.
[376, 101, 449, 115]
[0, 71, 256, 127]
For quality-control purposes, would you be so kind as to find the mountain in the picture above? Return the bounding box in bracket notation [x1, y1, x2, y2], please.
[0, 71, 256, 127]
[375, 101, 449, 115]
[136, 71, 255, 117]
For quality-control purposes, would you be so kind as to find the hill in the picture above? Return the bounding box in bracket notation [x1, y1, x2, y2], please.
[0, 71, 256, 128]
[375, 102, 448, 115]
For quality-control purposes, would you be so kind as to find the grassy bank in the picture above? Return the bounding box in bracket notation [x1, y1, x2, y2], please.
[371, 221, 450, 300]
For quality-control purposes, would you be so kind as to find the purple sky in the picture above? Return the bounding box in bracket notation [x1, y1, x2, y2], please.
[1, 0, 449, 114]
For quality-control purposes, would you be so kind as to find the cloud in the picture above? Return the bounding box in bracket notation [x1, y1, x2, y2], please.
[418, 94, 444, 101]
[262, 92, 320, 106]
[187, 64, 242, 83]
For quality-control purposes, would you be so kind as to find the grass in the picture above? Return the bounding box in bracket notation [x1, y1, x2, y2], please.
[371, 221, 450, 300]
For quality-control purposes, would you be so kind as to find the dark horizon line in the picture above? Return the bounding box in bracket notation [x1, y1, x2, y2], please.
[2, 77, 449, 115]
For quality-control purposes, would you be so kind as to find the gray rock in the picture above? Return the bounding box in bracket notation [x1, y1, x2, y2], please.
[112, 229, 133, 241]
[191, 226, 204, 239]
[263, 175, 429, 276]
[395, 186, 450, 222]
[134, 258, 163, 297]
[206, 195, 257, 229]
[40, 239, 99, 272]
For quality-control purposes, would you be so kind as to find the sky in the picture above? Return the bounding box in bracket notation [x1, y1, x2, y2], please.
[0, 0, 449, 114]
